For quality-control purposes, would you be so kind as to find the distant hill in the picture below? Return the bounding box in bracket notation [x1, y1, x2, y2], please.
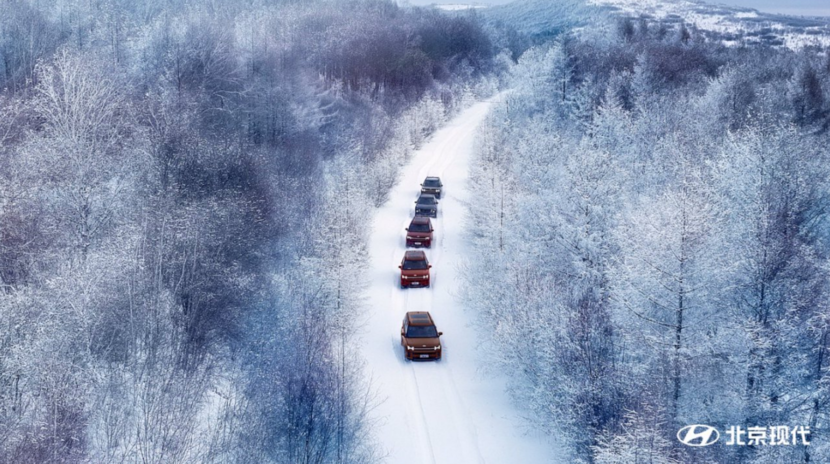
[591, 0, 830, 49]
[480, 0, 602, 39]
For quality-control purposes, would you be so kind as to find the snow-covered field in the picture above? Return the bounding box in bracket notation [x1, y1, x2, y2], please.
[590, 0, 830, 49]
[361, 98, 560, 463]
[434, 4, 488, 11]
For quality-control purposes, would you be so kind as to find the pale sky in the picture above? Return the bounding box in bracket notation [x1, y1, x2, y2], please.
[715, 0, 830, 16]
[400, 0, 830, 17]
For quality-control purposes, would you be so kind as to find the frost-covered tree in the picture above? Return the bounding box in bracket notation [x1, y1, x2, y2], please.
[0, 0, 496, 461]
[594, 404, 678, 464]
[462, 16, 830, 464]
[789, 62, 825, 127]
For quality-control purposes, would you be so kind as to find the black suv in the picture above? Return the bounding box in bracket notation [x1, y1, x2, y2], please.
[414, 193, 438, 218]
[420, 177, 443, 199]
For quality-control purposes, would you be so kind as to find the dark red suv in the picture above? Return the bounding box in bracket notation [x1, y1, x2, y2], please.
[405, 216, 434, 248]
[398, 250, 431, 288]
[401, 312, 443, 360]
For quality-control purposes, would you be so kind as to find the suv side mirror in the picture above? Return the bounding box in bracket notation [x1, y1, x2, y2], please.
[405, 227, 409, 231]
[428, 264, 432, 268]
[438, 332, 443, 337]
[398, 265, 402, 269]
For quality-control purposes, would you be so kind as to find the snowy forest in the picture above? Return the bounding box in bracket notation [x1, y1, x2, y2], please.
[0, 0, 497, 462]
[464, 12, 830, 464]
[3, 0, 830, 462]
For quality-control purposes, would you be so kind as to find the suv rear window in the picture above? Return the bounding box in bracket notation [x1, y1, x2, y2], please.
[409, 223, 430, 232]
[423, 179, 441, 187]
[402, 260, 428, 270]
[417, 196, 437, 205]
[406, 325, 438, 338]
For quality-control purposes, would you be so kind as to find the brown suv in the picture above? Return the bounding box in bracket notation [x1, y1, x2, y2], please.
[398, 250, 431, 288]
[401, 312, 443, 360]
[405, 216, 434, 248]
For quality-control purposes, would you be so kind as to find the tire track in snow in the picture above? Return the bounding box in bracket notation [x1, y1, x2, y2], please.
[442, 364, 486, 463]
[405, 364, 439, 464]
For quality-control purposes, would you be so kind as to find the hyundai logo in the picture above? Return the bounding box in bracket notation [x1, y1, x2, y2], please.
[677, 425, 720, 447]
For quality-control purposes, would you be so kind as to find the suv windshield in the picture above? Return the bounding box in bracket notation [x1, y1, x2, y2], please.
[406, 325, 438, 338]
[423, 179, 441, 187]
[409, 223, 430, 232]
[416, 196, 437, 205]
[402, 260, 428, 270]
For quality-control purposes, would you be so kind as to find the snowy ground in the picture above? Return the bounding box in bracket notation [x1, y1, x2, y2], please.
[434, 4, 488, 11]
[590, 0, 830, 49]
[361, 98, 560, 464]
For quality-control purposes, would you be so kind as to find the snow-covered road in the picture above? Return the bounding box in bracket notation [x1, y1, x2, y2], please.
[362, 98, 559, 464]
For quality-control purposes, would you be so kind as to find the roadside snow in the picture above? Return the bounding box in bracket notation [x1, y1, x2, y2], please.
[361, 97, 560, 463]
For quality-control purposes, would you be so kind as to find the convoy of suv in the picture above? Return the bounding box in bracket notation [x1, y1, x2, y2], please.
[397, 176, 444, 361]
